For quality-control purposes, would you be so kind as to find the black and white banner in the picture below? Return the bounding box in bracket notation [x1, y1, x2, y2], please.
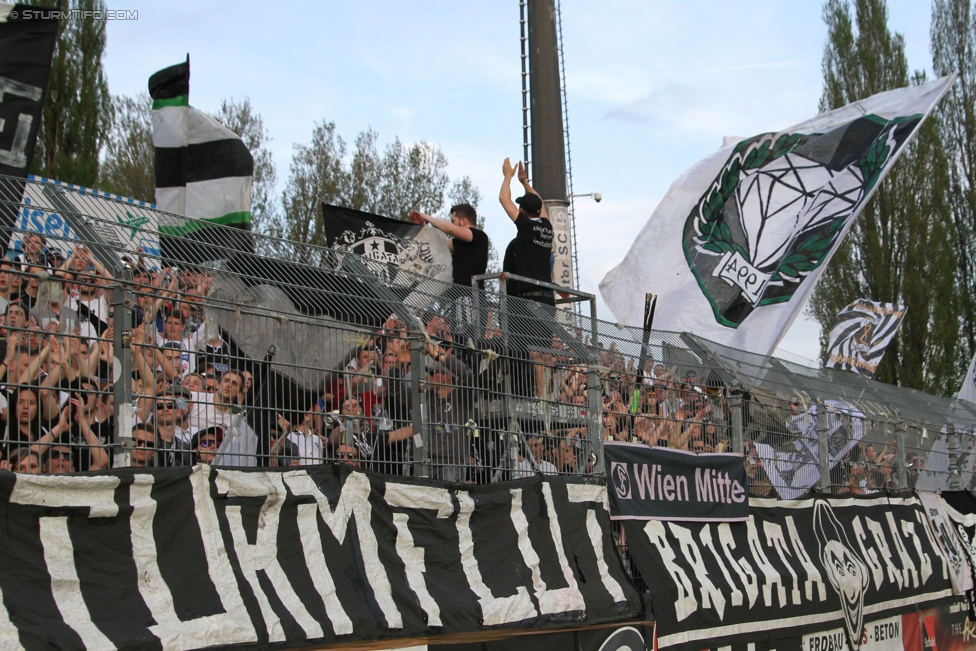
[605, 442, 748, 521]
[917, 492, 972, 595]
[0, 466, 641, 650]
[825, 299, 907, 378]
[935, 491, 976, 619]
[624, 495, 956, 651]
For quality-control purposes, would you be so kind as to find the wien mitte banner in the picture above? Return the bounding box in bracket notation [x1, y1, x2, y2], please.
[605, 441, 748, 522]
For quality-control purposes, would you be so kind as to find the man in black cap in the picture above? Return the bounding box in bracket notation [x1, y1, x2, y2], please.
[499, 158, 554, 305]
[498, 158, 556, 398]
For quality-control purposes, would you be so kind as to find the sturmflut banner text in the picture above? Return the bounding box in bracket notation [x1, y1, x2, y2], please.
[0, 466, 641, 650]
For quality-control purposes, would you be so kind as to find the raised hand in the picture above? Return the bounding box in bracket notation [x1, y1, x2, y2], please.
[70, 395, 89, 426]
[276, 412, 291, 432]
[502, 157, 516, 178]
[5, 331, 19, 360]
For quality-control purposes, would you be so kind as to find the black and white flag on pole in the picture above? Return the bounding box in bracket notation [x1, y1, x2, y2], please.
[753, 399, 865, 500]
[824, 299, 906, 378]
[0, 2, 58, 257]
[149, 57, 255, 264]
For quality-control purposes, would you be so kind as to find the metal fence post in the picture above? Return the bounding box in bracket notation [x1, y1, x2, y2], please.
[895, 419, 907, 489]
[586, 364, 604, 474]
[410, 334, 427, 478]
[110, 269, 135, 469]
[949, 424, 960, 491]
[729, 391, 744, 456]
[587, 297, 603, 475]
[817, 403, 831, 492]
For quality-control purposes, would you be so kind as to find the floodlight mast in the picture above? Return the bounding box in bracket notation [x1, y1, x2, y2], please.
[525, 0, 579, 290]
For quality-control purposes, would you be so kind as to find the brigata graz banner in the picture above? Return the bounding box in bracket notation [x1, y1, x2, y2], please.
[625, 495, 956, 651]
[0, 465, 641, 650]
[605, 441, 748, 521]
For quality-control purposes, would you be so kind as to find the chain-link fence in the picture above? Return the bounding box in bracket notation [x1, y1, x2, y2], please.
[1, 173, 974, 499]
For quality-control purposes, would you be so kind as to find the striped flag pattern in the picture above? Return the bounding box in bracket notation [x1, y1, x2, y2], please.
[149, 57, 253, 257]
[824, 298, 907, 378]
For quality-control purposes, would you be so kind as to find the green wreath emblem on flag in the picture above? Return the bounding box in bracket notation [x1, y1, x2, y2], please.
[682, 114, 920, 328]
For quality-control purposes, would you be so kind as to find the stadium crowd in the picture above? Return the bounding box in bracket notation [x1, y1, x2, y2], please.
[0, 232, 593, 479]
[0, 232, 927, 501]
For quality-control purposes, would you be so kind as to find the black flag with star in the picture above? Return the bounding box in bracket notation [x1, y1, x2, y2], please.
[322, 202, 453, 285]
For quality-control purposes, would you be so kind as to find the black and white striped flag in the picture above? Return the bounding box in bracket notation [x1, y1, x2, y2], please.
[149, 57, 254, 264]
[825, 298, 907, 378]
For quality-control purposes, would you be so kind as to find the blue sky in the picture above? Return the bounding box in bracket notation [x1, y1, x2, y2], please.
[103, 0, 935, 360]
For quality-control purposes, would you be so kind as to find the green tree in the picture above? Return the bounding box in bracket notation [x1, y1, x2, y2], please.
[374, 138, 450, 221]
[341, 128, 382, 212]
[99, 92, 153, 201]
[32, 0, 111, 186]
[278, 121, 481, 262]
[808, 0, 959, 394]
[278, 120, 347, 258]
[931, 0, 976, 383]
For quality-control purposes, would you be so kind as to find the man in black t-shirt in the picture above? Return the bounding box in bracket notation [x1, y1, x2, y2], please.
[498, 159, 557, 398]
[499, 158, 554, 305]
[409, 203, 489, 288]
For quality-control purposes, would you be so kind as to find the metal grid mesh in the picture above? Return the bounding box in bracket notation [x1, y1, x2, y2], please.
[0, 174, 972, 495]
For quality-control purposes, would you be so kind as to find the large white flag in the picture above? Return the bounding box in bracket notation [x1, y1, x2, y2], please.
[600, 76, 955, 356]
[959, 353, 976, 404]
[824, 299, 906, 378]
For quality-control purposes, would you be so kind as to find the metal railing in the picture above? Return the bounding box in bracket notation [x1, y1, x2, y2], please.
[0, 174, 974, 499]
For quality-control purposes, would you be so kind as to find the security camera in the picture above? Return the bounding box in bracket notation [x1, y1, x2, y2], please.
[594, 193, 602, 203]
